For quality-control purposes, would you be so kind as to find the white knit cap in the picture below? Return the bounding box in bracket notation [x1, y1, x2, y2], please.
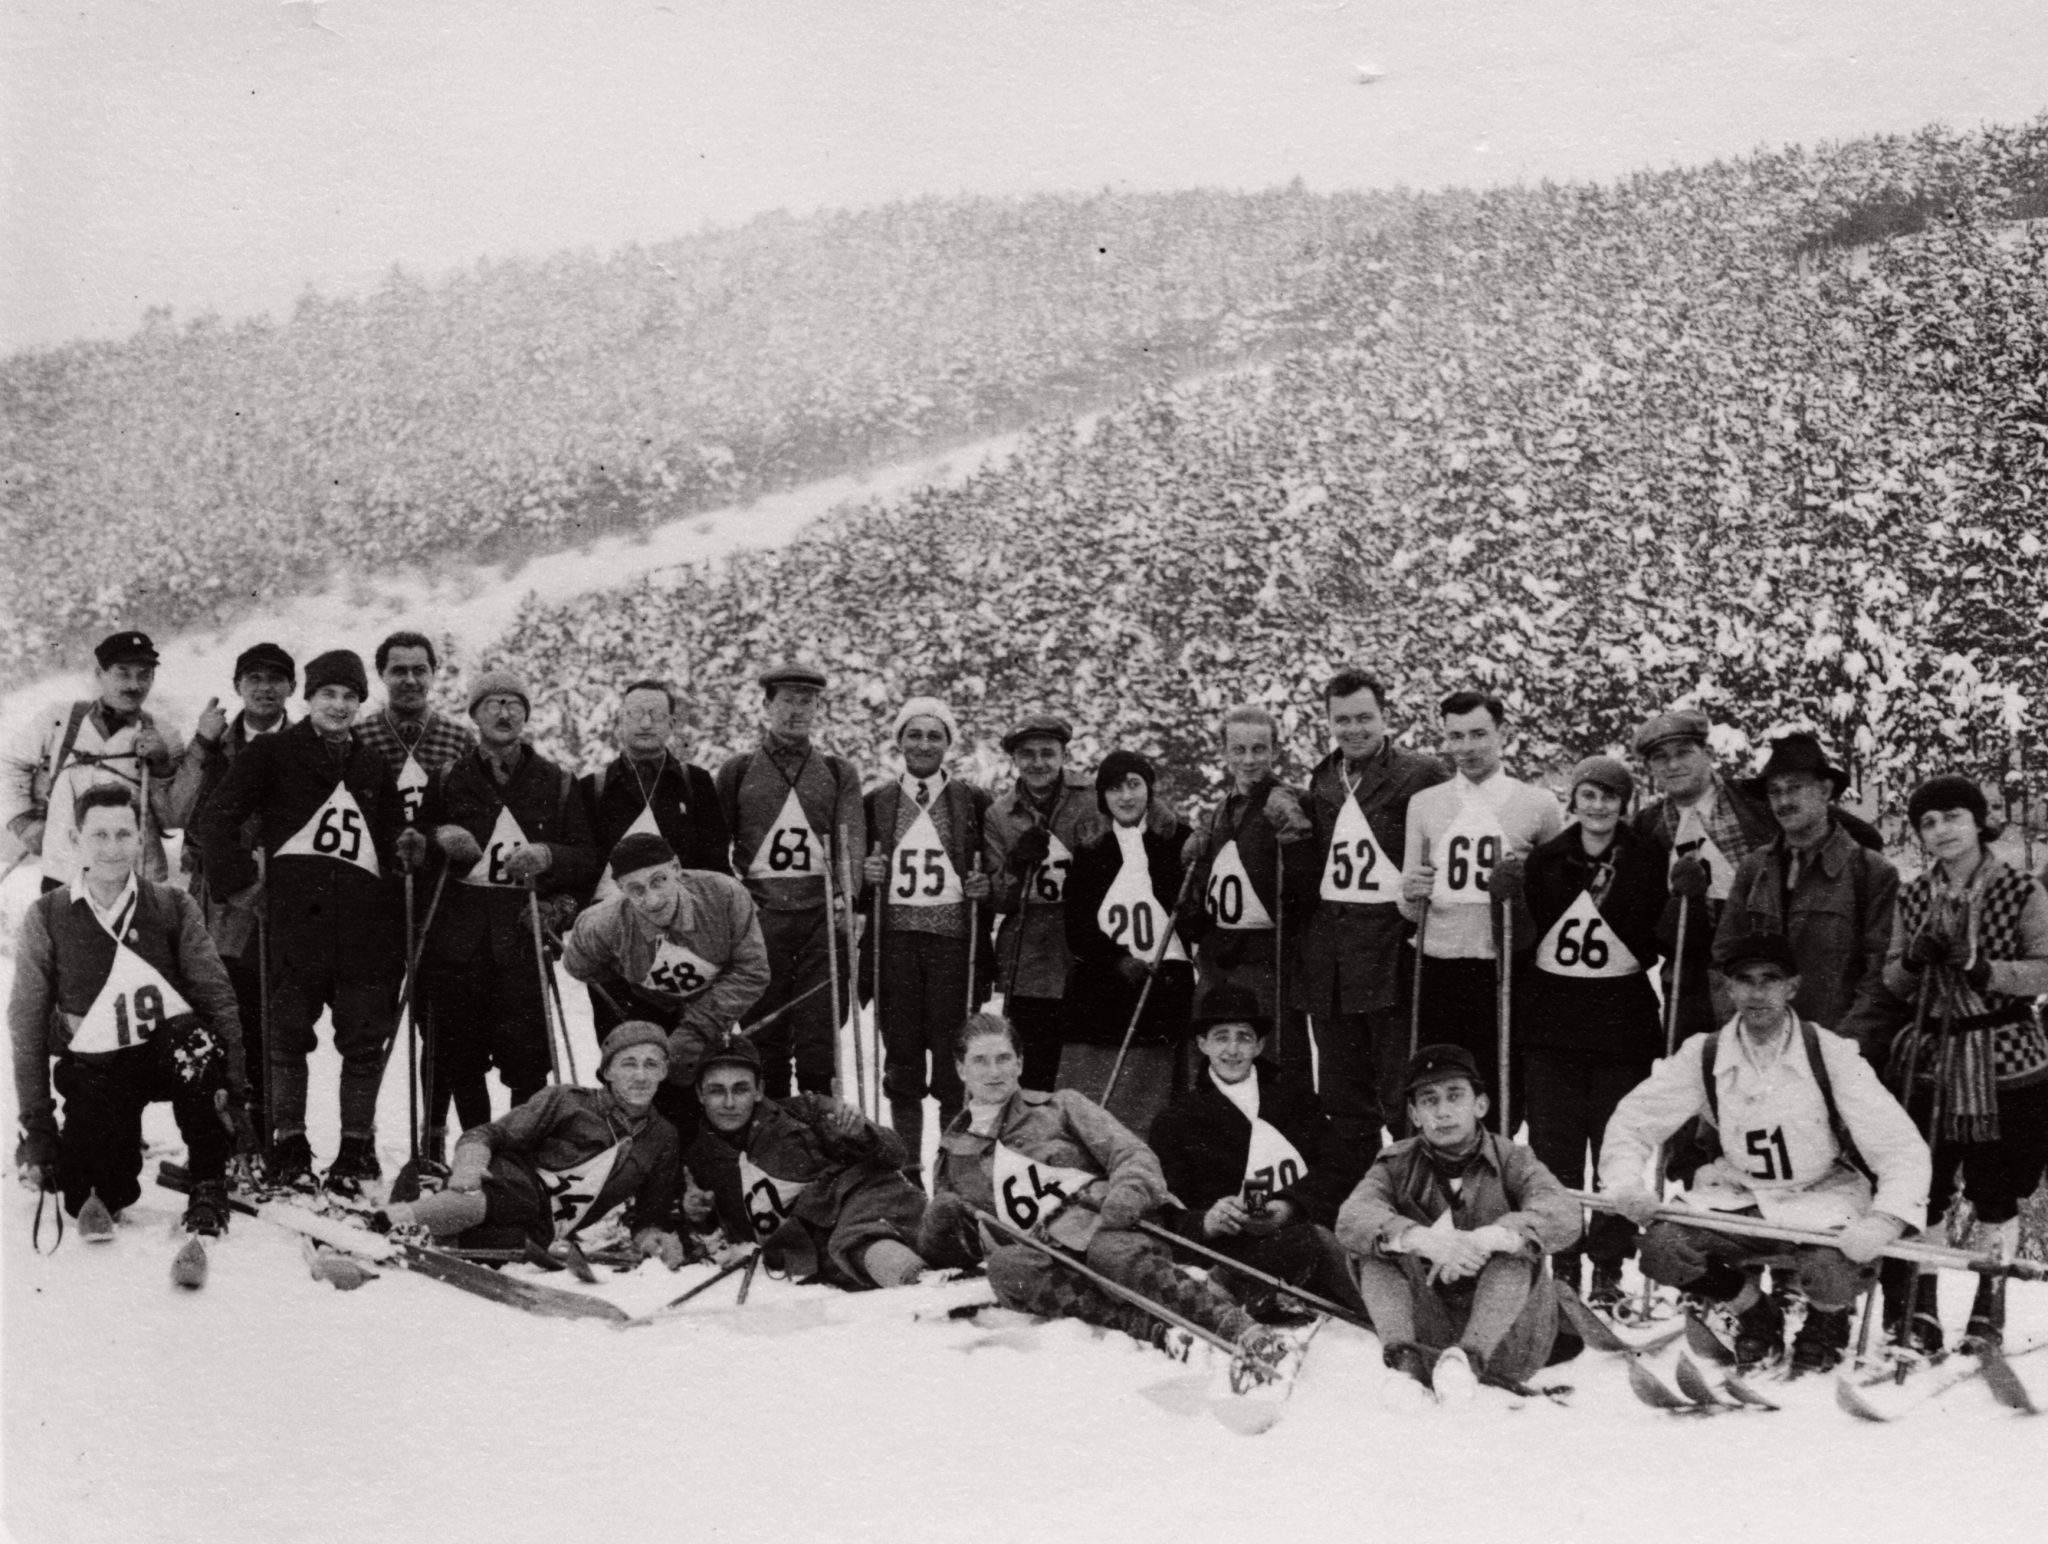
[892, 695, 958, 744]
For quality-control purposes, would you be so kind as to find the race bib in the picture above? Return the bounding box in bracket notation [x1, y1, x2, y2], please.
[738, 1154, 812, 1238]
[1097, 843, 1188, 963]
[1243, 1118, 1307, 1199]
[641, 938, 721, 999]
[1431, 803, 1503, 904]
[1672, 807, 1735, 902]
[1534, 891, 1642, 979]
[1205, 838, 1273, 931]
[1729, 1117, 1838, 1194]
[991, 1141, 1097, 1232]
[593, 804, 665, 902]
[396, 753, 429, 826]
[746, 788, 824, 882]
[888, 807, 964, 907]
[276, 781, 381, 876]
[1321, 789, 1397, 904]
[540, 1141, 624, 1238]
[70, 947, 194, 1054]
[461, 805, 534, 889]
[1024, 831, 1074, 905]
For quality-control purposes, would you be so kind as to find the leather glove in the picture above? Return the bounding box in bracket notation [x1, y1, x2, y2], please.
[1097, 1187, 1146, 1231]
[1489, 853, 1527, 902]
[1835, 1212, 1905, 1265]
[1904, 930, 1958, 971]
[1008, 826, 1051, 878]
[1263, 786, 1313, 844]
[1963, 954, 1993, 993]
[542, 893, 580, 935]
[1115, 954, 1151, 989]
[435, 826, 484, 871]
[862, 852, 889, 888]
[503, 843, 551, 882]
[394, 828, 428, 873]
[447, 1143, 491, 1193]
[1608, 1184, 1662, 1228]
[1669, 855, 1710, 900]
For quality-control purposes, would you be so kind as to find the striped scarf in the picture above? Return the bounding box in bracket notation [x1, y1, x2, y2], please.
[1888, 856, 2041, 1142]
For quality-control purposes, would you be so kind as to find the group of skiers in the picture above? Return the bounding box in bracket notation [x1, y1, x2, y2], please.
[8, 630, 2046, 1395]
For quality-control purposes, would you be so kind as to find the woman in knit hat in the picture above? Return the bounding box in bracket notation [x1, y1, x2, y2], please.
[1057, 750, 1195, 1136]
[1493, 754, 1667, 1308]
[1879, 773, 2048, 1351]
[375, 1020, 687, 1265]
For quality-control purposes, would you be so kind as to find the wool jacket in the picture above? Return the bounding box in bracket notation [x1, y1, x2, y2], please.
[984, 772, 1110, 1001]
[1398, 770, 1565, 959]
[195, 719, 407, 974]
[455, 1084, 681, 1240]
[864, 774, 991, 939]
[1714, 817, 1899, 1050]
[1337, 1128, 1581, 1261]
[578, 752, 733, 883]
[1148, 1061, 1361, 1234]
[415, 744, 601, 971]
[1511, 822, 1668, 1057]
[1182, 775, 1318, 972]
[10, 878, 246, 1160]
[715, 738, 866, 912]
[932, 1086, 1167, 1253]
[0, 698, 181, 889]
[560, 875, 771, 1084]
[1295, 741, 1448, 1015]
[168, 711, 288, 959]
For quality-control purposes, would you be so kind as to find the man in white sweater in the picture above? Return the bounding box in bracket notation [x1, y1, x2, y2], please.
[1396, 690, 1562, 1129]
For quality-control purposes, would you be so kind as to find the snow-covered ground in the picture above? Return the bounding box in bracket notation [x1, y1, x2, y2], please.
[3, 916, 2045, 1544]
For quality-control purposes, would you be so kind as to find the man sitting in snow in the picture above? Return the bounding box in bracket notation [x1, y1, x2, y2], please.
[1147, 984, 1369, 1321]
[682, 1032, 929, 1289]
[374, 1021, 688, 1265]
[1337, 1043, 1581, 1405]
[1600, 931, 1930, 1373]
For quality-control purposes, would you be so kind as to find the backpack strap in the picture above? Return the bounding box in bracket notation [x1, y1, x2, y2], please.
[1800, 1018, 1873, 1180]
[1701, 1029, 1721, 1126]
[36, 701, 96, 814]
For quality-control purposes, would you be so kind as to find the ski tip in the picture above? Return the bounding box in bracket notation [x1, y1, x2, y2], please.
[1722, 1372, 1783, 1412]
[1684, 1312, 1736, 1366]
[170, 1236, 208, 1290]
[1976, 1347, 2041, 1415]
[1834, 1372, 1891, 1422]
[1674, 1353, 1727, 1407]
[1626, 1353, 1702, 1412]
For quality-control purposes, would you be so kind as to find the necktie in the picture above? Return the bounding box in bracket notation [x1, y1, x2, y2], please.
[916, 780, 930, 807]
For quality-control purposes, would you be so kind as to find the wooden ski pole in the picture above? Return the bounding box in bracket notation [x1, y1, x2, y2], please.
[820, 834, 852, 1105]
[405, 871, 419, 1166]
[974, 1207, 1243, 1358]
[1496, 905, 1514, 1138]
[1272, 830, 1291, 1084]
[1407, 902, 1430, 1058]
[1100, 858, 1203, 1108]
[1639, 892, 1690, 1318]
[964, 853, 982, 1025]
[1135, 1219, 1365, 1330]
[869, 838, 885, 1125]
[529, 887, 566, 1085]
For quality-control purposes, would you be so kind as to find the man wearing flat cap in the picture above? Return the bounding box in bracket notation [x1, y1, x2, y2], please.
[412, 668, 600, 1157]
[714, 662, 866, 1100]
[2, 630, 183, 893]
[562, 831, 770, 1134]
[859, 695, 993, 1172]
[1712, 731, 1898, 1051]
[1601, 931, 1930, 1373]
[982, 712, 1103, 1093]
[165, 641, 296, 1134]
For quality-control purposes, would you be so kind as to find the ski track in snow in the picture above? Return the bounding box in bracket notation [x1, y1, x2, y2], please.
[4, 436, 2048, 1541]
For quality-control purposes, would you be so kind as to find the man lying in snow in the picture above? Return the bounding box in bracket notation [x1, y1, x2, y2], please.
[373, 1021, 688, 1265]
[681, 1031, 929, 1288]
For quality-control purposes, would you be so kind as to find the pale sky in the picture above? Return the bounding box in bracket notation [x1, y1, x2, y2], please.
[3, 0, 2043, 350]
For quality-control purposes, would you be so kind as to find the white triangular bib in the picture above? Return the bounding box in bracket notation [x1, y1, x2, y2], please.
[461, 805, 534, 889]
[991, 1141, 1096, 1233]
[1672, 806, 1736, 902]
[1243, 1117, 1308, 1197]
[540, 1140, 624, 1237]
[738, 1154, 812, 1238]
[746, 788, 823, 881]
[593, 803, 665, 902]
[1205, 838, 1274, 931]
[1431, 800, 1503, 904]
[1024, 831, 1074, 905]
[1321, 787, 1398, 904]
[887, 806, 964, 907]
[1534, 889, 1643, 978]
[1097, 829, 1188, 963]
[70, 945, 195, 1054]
[396, 753, 429, 826]
[276, 781, 381, 876]
[641, 938, 721, 998]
